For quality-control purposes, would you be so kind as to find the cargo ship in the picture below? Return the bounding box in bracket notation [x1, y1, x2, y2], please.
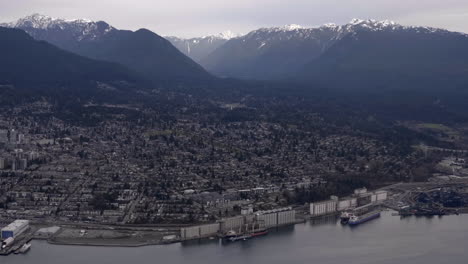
[250, 228, 268, 238]
[348, 210, 381, 225]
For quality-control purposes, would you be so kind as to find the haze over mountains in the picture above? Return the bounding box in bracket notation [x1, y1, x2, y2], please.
[2, 14, 468, 114]
[199, 19, 468, 81]
[4, 7, 468, 256]
[4, 14, 468, 83]
[0, 27, 150, 102]
[1, 14, 212, 83]
[297, 23, 468, 89]
[166, 31, 238, 63]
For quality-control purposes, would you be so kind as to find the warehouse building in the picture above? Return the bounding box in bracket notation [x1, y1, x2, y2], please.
[256, 207, 296, 228]
[310, 189, 388, 217]
[1, 220, 30, 239]
[180, 223, 220, 240]
[375, 190, 388, 201]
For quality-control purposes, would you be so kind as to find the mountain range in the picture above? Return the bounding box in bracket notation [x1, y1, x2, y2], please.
[297, 23, 468, 90]
[2, 14, 468, 114]
[199, 19, 468, 81]
[0, 26, 147, 103]
[1, 14, 212, 83]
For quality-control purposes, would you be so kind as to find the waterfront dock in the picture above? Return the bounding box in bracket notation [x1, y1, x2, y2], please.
[0, 235, 33, 256]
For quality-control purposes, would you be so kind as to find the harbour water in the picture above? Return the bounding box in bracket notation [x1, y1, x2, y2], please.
[3, 211, 468, 264]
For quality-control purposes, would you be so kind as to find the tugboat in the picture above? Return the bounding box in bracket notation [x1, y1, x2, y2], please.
[15, 243, 31, 254]
[224, 230, 238, 239]
[228, 234, 252, 242]
[340, 212, 352, 224]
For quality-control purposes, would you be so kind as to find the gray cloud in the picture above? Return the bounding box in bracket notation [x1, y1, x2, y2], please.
[1, 0, 468, 37]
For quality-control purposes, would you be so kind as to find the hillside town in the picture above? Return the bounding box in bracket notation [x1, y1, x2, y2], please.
[0, 100, 428, 226]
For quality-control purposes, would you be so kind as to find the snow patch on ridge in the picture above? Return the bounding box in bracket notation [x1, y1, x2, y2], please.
[217, 30, 239, 40]
[282, 24, 304, 31]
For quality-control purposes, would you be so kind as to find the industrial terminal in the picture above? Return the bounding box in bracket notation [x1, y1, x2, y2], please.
[180, 207, 299, 241]
[0, 187, 403, 250]
[1, 220, 32, 255]
[309, 188, 388, 226]
[2, 179, 468, 251]
[180, 187, 389, 242]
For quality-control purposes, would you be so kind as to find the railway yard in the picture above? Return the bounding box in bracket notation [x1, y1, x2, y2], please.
[381, 178, 468, 216]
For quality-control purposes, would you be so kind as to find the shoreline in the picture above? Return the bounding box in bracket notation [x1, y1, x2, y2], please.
[8, 211, 466, 249]
[46, 238, 178, 248]
[33, 209, 450, 248]
[4, 211, 468, 264]
[43, 211, 468, 248]
[41, 218, 306, 248]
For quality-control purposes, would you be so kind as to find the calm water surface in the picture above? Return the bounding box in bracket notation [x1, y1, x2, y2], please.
[3, 211, 467, 264]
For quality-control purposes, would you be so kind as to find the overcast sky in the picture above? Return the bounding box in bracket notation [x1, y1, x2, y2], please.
[1, 0, 468, 38]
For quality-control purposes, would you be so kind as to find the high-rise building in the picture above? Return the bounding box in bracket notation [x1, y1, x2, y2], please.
[17, 134, 25, 144]
[14, 149, 24, 159]
[9, 130, 17, 143]
[0, 130, 8, 143]
[28, 151, 39, 161]
[0, 158, 5, 170]
[12, 158, 28, 171]
[19, 159, 28, 170]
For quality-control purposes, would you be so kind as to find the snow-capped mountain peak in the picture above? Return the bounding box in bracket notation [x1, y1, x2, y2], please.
[15, 13, 55, 29]
[3, 14, 115, 42]
[216, 30, 239, 40]
[11, 13, 95, 29]
[167, 30, 240, 41]
[244, 18, 462, 40]
[349, 18, 396, 26]
[248, 19, 405, 37]
[165, 31, 239, 62]
[342, 18, 459, 35]
[379, 20, 397, 27]
[221, 18, 467, 69]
